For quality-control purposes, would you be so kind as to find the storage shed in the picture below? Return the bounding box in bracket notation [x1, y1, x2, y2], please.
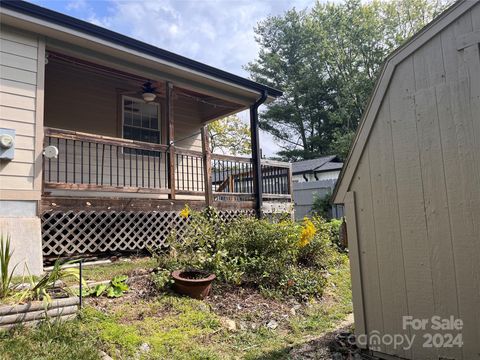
[333, 1, 480, 359]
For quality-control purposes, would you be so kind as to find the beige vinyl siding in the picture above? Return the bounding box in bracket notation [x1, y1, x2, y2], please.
[0, 26, 43, 199]
[344, 4, 480, 360]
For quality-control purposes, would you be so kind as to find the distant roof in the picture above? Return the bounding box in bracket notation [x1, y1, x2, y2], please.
[0, 0, 283, 98]
[292, 156, 342, 174]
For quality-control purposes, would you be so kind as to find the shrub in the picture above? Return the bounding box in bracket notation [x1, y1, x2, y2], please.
[311, 192, 333, 219]
[329, 218, 346, 251]
[151, 206, 345, 301]
[297, 217, 345, 269]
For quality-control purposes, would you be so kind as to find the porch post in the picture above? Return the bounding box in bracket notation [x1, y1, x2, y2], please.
[201, 126, 213, 207]
[166, 81, 175, 199]
[250, 91, 267, 218]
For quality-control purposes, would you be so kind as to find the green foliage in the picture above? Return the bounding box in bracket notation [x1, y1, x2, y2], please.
[31, 259, 83, 303]
[246, 0, 452, 161]
[86, 275, 129, 298]
[329, 218, 345, 252]
[0, 234, 18, 299]
[311, 192, 333, 219]
[152, 207, 345, 301]
[208, 115, 251, 155]
[297, 217, 344, 269]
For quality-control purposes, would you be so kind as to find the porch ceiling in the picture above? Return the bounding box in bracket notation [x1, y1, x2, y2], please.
[44, 55, 243, 140]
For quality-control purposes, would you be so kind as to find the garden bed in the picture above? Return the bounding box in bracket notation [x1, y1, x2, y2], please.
[0, 258, 353, 359]
[0, 297, 79, 330]
[1, 213, 353, 359]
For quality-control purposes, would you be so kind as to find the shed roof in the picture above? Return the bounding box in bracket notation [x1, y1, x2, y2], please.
[333, 0, 478, 204]
[292, 155, 342, 174]
[0, 0, 282, 99]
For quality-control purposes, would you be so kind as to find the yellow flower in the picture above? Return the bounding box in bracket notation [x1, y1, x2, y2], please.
[298, 218, 316, 247]
[179, 206, 191, 218]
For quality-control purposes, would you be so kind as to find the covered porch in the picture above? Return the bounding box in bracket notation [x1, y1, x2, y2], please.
[39, 51, 291, 259]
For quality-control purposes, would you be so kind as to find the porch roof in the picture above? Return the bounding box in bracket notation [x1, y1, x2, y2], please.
[0, 1, 283, 101]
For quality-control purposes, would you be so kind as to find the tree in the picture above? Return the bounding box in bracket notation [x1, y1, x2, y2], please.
[207, 115, 251, 155]
[246, 0, 451, 161]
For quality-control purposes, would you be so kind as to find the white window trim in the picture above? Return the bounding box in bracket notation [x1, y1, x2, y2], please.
[121, 95, 161, 144]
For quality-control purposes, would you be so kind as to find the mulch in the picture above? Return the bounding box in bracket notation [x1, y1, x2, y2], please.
[205, 283, 302, 328]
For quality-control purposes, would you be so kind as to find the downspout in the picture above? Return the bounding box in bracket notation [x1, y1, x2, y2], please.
[250, 90, 268, 218]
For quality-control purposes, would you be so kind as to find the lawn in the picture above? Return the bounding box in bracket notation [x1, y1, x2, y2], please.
[0, 258, 352, 360]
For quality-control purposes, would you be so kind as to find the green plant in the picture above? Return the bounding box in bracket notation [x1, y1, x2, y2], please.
[311, 192, 333, 219]
[152, 269, 174, 291]
[87, 275, 129, 298]
[278, 266, 328, 301]
[329, 218, 346, 251]
[0, 234, 18, 299]
[297, 217, 345, 269]
[152, 206, 344, 301]
[31, 259, 83, 303]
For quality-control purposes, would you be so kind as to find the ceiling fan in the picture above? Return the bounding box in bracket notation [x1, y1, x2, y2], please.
[141, 81, 157, 102]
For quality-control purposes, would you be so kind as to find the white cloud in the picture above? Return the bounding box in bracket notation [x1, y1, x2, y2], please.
[70, 0, 319, 156]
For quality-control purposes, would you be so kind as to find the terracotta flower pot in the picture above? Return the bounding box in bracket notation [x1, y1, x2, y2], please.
[171, 269, 216, 300]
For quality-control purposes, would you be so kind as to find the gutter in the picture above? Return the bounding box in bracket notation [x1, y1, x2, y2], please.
[250, 90, 268, 218]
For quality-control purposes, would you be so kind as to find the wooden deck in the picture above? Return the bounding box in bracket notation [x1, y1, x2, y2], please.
[40, 127, 292, 258]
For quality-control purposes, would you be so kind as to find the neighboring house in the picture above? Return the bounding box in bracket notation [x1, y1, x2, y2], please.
[333, 1, 480, 359]
[292, 156, 343, 220]
[0, 1, 292, 275]
[292, 155, 343, 183]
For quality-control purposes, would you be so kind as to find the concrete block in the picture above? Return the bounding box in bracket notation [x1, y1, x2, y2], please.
[0, 217, 43, 275]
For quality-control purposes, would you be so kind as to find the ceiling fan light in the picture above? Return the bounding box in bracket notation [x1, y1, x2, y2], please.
[142, 92, 156, 102]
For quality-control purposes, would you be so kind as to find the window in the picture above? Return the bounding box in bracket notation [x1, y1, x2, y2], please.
[122, 96, 160, 145]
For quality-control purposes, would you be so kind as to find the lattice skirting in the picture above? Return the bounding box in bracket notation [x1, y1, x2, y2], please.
[41, 209, 255, 257]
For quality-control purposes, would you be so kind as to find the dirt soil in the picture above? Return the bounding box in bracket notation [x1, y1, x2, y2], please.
[206, 283, 303, 328]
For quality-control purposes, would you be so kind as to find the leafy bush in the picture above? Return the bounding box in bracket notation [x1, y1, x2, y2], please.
[329, 218, 346, 251]
[151, 206, 346, 301]
[311, 192, 333, 219]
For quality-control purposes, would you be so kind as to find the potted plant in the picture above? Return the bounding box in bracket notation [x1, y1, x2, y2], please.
[171, 269, 216, 300]
[162, 206, 218, 299]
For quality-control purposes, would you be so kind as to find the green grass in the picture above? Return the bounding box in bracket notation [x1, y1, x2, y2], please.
[10, 257, 156, 287]
[79, 257, 156, 282]
[0, 321, 100, 360]
[0, 260, 352, 360]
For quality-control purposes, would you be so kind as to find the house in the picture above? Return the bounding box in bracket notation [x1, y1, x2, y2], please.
[292, 156, 343, 220]
[333, 1, 479, 359]
[0, 1, 292, 275]
[292, 155, 342, 183]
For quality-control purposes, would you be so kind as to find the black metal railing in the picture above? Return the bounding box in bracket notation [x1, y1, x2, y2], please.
[43, 128, 292, 200]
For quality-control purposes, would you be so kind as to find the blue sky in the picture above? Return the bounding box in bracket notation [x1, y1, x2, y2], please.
[29, 0, 318, 156]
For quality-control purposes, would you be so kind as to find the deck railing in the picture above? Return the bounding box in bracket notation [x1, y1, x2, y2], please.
[43, 127, 292, 202]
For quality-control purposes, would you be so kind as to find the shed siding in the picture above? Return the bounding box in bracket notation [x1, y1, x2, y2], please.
[0, 26, 43, 199]
[347, 4, 480, 359]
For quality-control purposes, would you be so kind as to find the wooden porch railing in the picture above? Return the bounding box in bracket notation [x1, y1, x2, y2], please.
[43, 127, 292, 203]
